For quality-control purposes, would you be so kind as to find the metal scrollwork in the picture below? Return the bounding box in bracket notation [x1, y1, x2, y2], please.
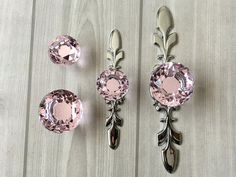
[107, 29, 124, 69]
[104, 29, 126, 150]
[105, 98, 124, 149]
[154, 102, 182, 173]
[153, 6, 177, 63]
[153, 6, 181, 173]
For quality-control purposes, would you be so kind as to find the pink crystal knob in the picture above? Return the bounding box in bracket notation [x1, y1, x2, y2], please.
[48, 35, 81, 65]
[39, 89, 82, 133]
[96, 69, 129, 101]
[150, 62, 194, 107]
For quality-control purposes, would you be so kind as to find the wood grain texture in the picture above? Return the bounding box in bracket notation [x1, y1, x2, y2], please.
[0, 0, 33, 176]
[138, 0, 236, 177]
[1, 0, 236, 177]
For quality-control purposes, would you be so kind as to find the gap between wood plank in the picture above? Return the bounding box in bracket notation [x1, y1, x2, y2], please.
[23, 0, 36, 176]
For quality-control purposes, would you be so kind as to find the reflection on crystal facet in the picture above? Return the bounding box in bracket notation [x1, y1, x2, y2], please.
[39, 89, 82, 133]
[150, 62, 194, 107]
[48, 35, 80, 65]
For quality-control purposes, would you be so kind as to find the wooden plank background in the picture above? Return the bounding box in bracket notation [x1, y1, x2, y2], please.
[0, 0, 236, 177]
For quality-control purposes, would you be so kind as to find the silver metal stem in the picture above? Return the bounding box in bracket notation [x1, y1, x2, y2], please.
[105, 99, 124, 149]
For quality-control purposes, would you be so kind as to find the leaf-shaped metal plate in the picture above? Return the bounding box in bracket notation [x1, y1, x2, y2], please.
[114, 115, 123, 126]
[162, 143, 179, 173]
[170, 127, 182, 145]
[166, 32, 177, 56]
[157, 6, 173, 36]
[105, 116, 112, 127]
[106, 51, 113, 60]
[154, 6, 177, 62]
[108, 124, 120, 149]
[107, 29, 124, 69]
[115, 51, 124, 67]
[153, 33, 164, 48]
[109, 29, 122, 51]
[157, 124, 168, 146]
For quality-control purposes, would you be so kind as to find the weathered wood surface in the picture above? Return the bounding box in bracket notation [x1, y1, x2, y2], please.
[0, 0, 236, 177]
[0, 0, 34, 176]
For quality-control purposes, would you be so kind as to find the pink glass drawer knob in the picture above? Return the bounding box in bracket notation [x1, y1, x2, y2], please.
[150, 62, 194, 107]
[48, 35, 81, 65]
[97, 68, 129, 101]
[39, 89, 82, 133]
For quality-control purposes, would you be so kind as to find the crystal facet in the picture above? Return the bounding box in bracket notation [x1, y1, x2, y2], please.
[48, 35, 80, 65]
[39, 89, 82, 133]
[97, 69, 129, 101]
[150, 62, 194, 107]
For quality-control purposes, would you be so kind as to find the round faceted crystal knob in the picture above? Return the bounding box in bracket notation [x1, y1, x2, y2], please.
[150, 62, 194, 107]
[39, 89, 82, 133]
[96, 69, 129, 101]
[48, 35, 80, 65]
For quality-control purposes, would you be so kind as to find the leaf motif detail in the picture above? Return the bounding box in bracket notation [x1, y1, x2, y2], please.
[166, 32, 177, 52]
[162, 143, 178, 173]
[115, 51, 124, 60]
[157, 126, 168, 146]
[115, 51, 124, 67]
[154, 6, 177, 62]
[107, 29, 124, 69]
[155, 103, 182, 173]
[108, 124, 120, 150]
[114, 115, 123, 126]
[106, 100, 124, 150]
[105, 116, 112, 127]
[109, 29, 121, 51]
[157, 6, 173, 36]
[170, 127, 182, 145]
[153, 33, 164, 49]
[107, 51, 113, 61]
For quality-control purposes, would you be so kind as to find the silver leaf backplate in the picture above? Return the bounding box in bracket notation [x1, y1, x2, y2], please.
[105, 29, 125, 150]
[153, 6, 182, 173]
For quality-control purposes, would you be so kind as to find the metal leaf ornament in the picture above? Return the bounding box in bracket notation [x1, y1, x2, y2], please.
[152, 6, 183, 173]
[154, 6, 177, 62]
[97, 29, 129, 150]
[106, 99, 124, 149]
[107, 29, 124, 69]
[155, 104, 182, 173]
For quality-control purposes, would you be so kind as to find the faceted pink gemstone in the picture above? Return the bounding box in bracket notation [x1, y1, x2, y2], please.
[39, 89, 82, 133]
[150, 62, 194, 107]
[48, 35, 80, 65]
[97, 69, 129, 101]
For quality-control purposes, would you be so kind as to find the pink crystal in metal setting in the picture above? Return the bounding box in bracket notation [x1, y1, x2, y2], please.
[48, 35, 80, 65]
[150, 62, 194, 107]
[97, 69, 129, 101]
[39, 89, 82, 133]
